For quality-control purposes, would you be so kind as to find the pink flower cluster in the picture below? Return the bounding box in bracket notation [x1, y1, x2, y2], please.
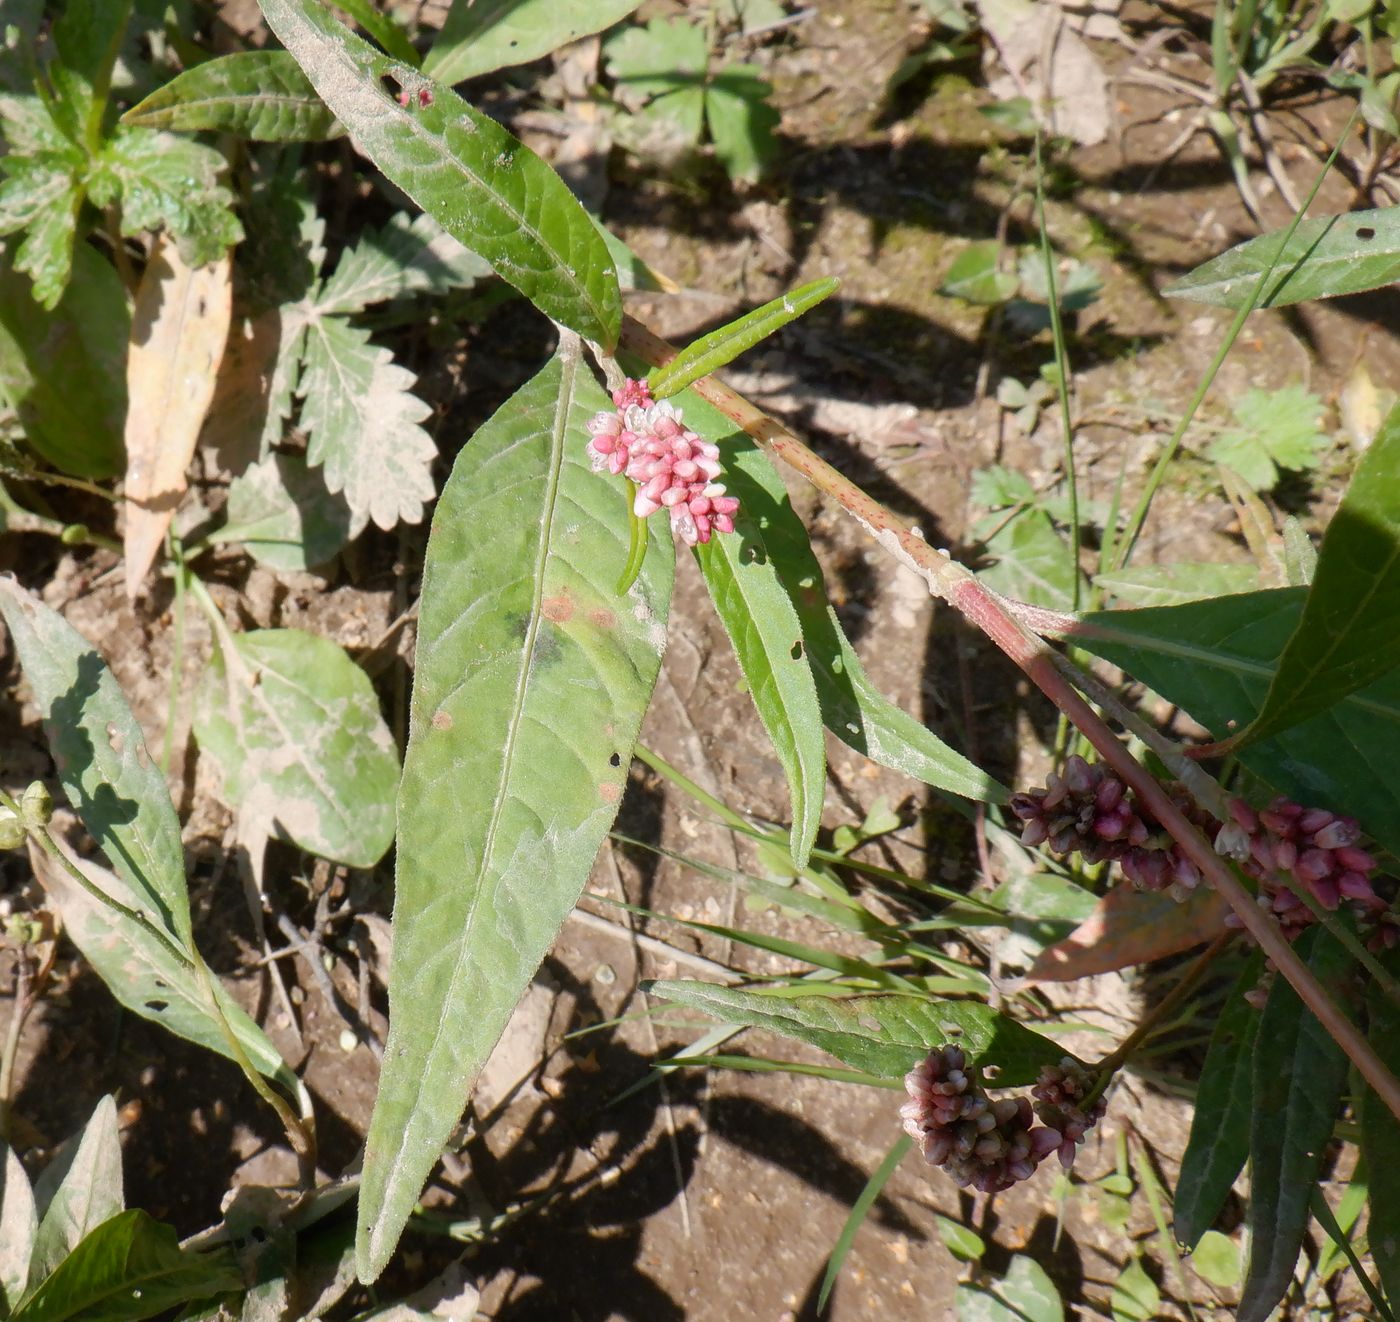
[900, 1047, 1102, 1194]
[585, 379, 740, 546]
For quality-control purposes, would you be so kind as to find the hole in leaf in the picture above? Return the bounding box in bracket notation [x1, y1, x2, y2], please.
[1358, 226, 1376, 240]
[790, 640, 803, 660]
[609, 753, 621, 767]
[145, 1000, 169, 1012]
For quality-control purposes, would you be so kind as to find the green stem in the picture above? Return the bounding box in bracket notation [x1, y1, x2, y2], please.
[616, 485, 649, 594]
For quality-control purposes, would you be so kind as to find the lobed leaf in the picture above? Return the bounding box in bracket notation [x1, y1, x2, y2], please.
[649, 278, 838, 400]
[356, 349, 673, 1281]
[1239, 929, 1352, 1322]
[257, 0, 621, 345]
[1165, 205, 1400, 309]
[0, 241, 127, 477]
[222, 451, 353, 571]
[1067, 589, 1400, 861]
[1173, 954, 1263, 1249]
[194, 628, 399, 867]
[1237, 399, 1400, 747]
[0, 150, 84, 308]
[426, 0, 643, 86]
[648, 979, 1068, 1084]
[123, 51, 338, 140]
[12, 1210, 242, 1322]
[0, 580, 192, 946]
[704, 64, 779, 182]
[298, 315, 436, 535]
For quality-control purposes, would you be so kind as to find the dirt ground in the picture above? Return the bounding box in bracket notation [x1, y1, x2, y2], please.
[1, 0, 1394, 1318]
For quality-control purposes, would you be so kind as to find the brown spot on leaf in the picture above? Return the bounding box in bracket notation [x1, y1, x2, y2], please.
[589, 608, 616, 629]
[431, 709, 453, 731]
[542, 594, 574, 623]
[599, 782, 620, 804]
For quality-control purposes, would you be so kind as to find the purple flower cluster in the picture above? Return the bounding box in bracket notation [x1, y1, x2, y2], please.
[900, 1047, 1101, 1193]
[585, 378, 740, 546]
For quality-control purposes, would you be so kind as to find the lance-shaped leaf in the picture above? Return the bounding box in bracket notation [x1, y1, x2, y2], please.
[1166, 205, 1400, 309]
[1066, 590, 1400, 861]
[298, 314, 436, 535]
[123, 51, 338, 140]
[356, 348, 673, 1281]
[1362, 956, 1400, 1307]
[694, 481, 825, 870]
[13, 1210, 242, 1322]
[193, 628, 399, 867]
[1239, 928, 1351, 1322]
[649, 278, 839, 400]
[426, 0, 642, 85]
[27, 1096, 123, 1291]
[29, 839, 296, 1092]
[1235, 400, 1400, 747]
[1174, 953, 1263, 1249]
[648, 980, 1068, 1085]
[0, 1142, 36, 1312]
[0, 580, 192, 947]
[257, 0, 621, 346]
[674, 389, 1002, 801]
[123, 239, 233, 598]
[0, 240, 127, 477]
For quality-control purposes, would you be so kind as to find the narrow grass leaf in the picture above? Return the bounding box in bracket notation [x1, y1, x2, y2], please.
[818, 1136, 911, 1312]
[425, 0, 643, 86]
[122, 51, 337, 139]
[1239, 928, 1351, 1322]
[0, 581, 192, 947]
[648, 979, 1067, 1084]
[674, 390, 1002, 802]
[12, 1210, 241, 1322]
[356, 351, 673, 1282]
[1362, 955, 1400, 1308]
[257, 0, 620, 345]
[648, 278, 838, 399]
[1173, 952, 1262, 1248]
[193, 629, 399, 867]
[1067, 589, 1400, 861]
[1165, 206, 1400, 308]
[1237, 400, 1400, 746]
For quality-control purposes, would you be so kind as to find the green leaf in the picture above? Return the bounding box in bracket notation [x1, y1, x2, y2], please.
[955, 1255, 1064, 1322]
[298, 314, 436, 535]
[704, 64, 778, 181]
[314, 213, 491, 315]
[28, 1098, 123, 1292]
[694, 488, 825, 870]
[89, 127, 242, 266]
[649, 278, 838, 400]
[29, 842, 297, 1095]
[671, 392, 1003, 801]
[1207, 385, 1327, 491]
[330, 0, 419, 65]
[193, 628, 399, 867]
[976, 509, 1084, 610]
[1110, 1259, 1160, 1322]
[1237, 400, 1400, 746]
[222, 452, 353, 571]
[1068, 589, 1400, 861]
[0, 150, 84, 309]
[1190, 1230, 1241, 1288]
[257, 0, 621, 346]
[605, 17, 707, 99]
[426, 0, 643, 86]
[1093, 562, 1259, 608]
[1361, 955, 1400, 1308]
[122, 51, 338, 140]
[0, 1143, 37, 1312]
[1174, 953, 1263, 1249]
[1239, 927, 1351, 1322]
[940, 242, 1018, 305]
[818, 1135, 911, 1312]
[0, 240, 127, 477]
[935, 1214, 986, 1262]
[648, 980, 1068, 1084]
[1165, 206, 1400, 309]
[13, 1210, 241, 1322]
[355, 349, 673, 1282]
[0, 580, 192, 947]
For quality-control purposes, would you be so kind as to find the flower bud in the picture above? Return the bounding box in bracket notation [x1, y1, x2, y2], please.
[0, 807, 24, 851]
[20, 781, 52, 830]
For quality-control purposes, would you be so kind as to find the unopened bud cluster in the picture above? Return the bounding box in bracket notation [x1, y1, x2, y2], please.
[900, 1047, 1102, 1193]
[1010, 756, 1389, 945]
[585, 379, 739, 546]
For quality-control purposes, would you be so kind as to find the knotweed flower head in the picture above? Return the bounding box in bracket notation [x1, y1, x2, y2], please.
[585, 378, 740, 546]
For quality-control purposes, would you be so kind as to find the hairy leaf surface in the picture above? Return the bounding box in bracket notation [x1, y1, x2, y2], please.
[356, 349, 673, 1281]
[0, 1143, 35, 1312]
[314, 212, 491, 314]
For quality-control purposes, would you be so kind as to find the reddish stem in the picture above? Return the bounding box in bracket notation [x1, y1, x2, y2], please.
[618, 314, 1400, 1126]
